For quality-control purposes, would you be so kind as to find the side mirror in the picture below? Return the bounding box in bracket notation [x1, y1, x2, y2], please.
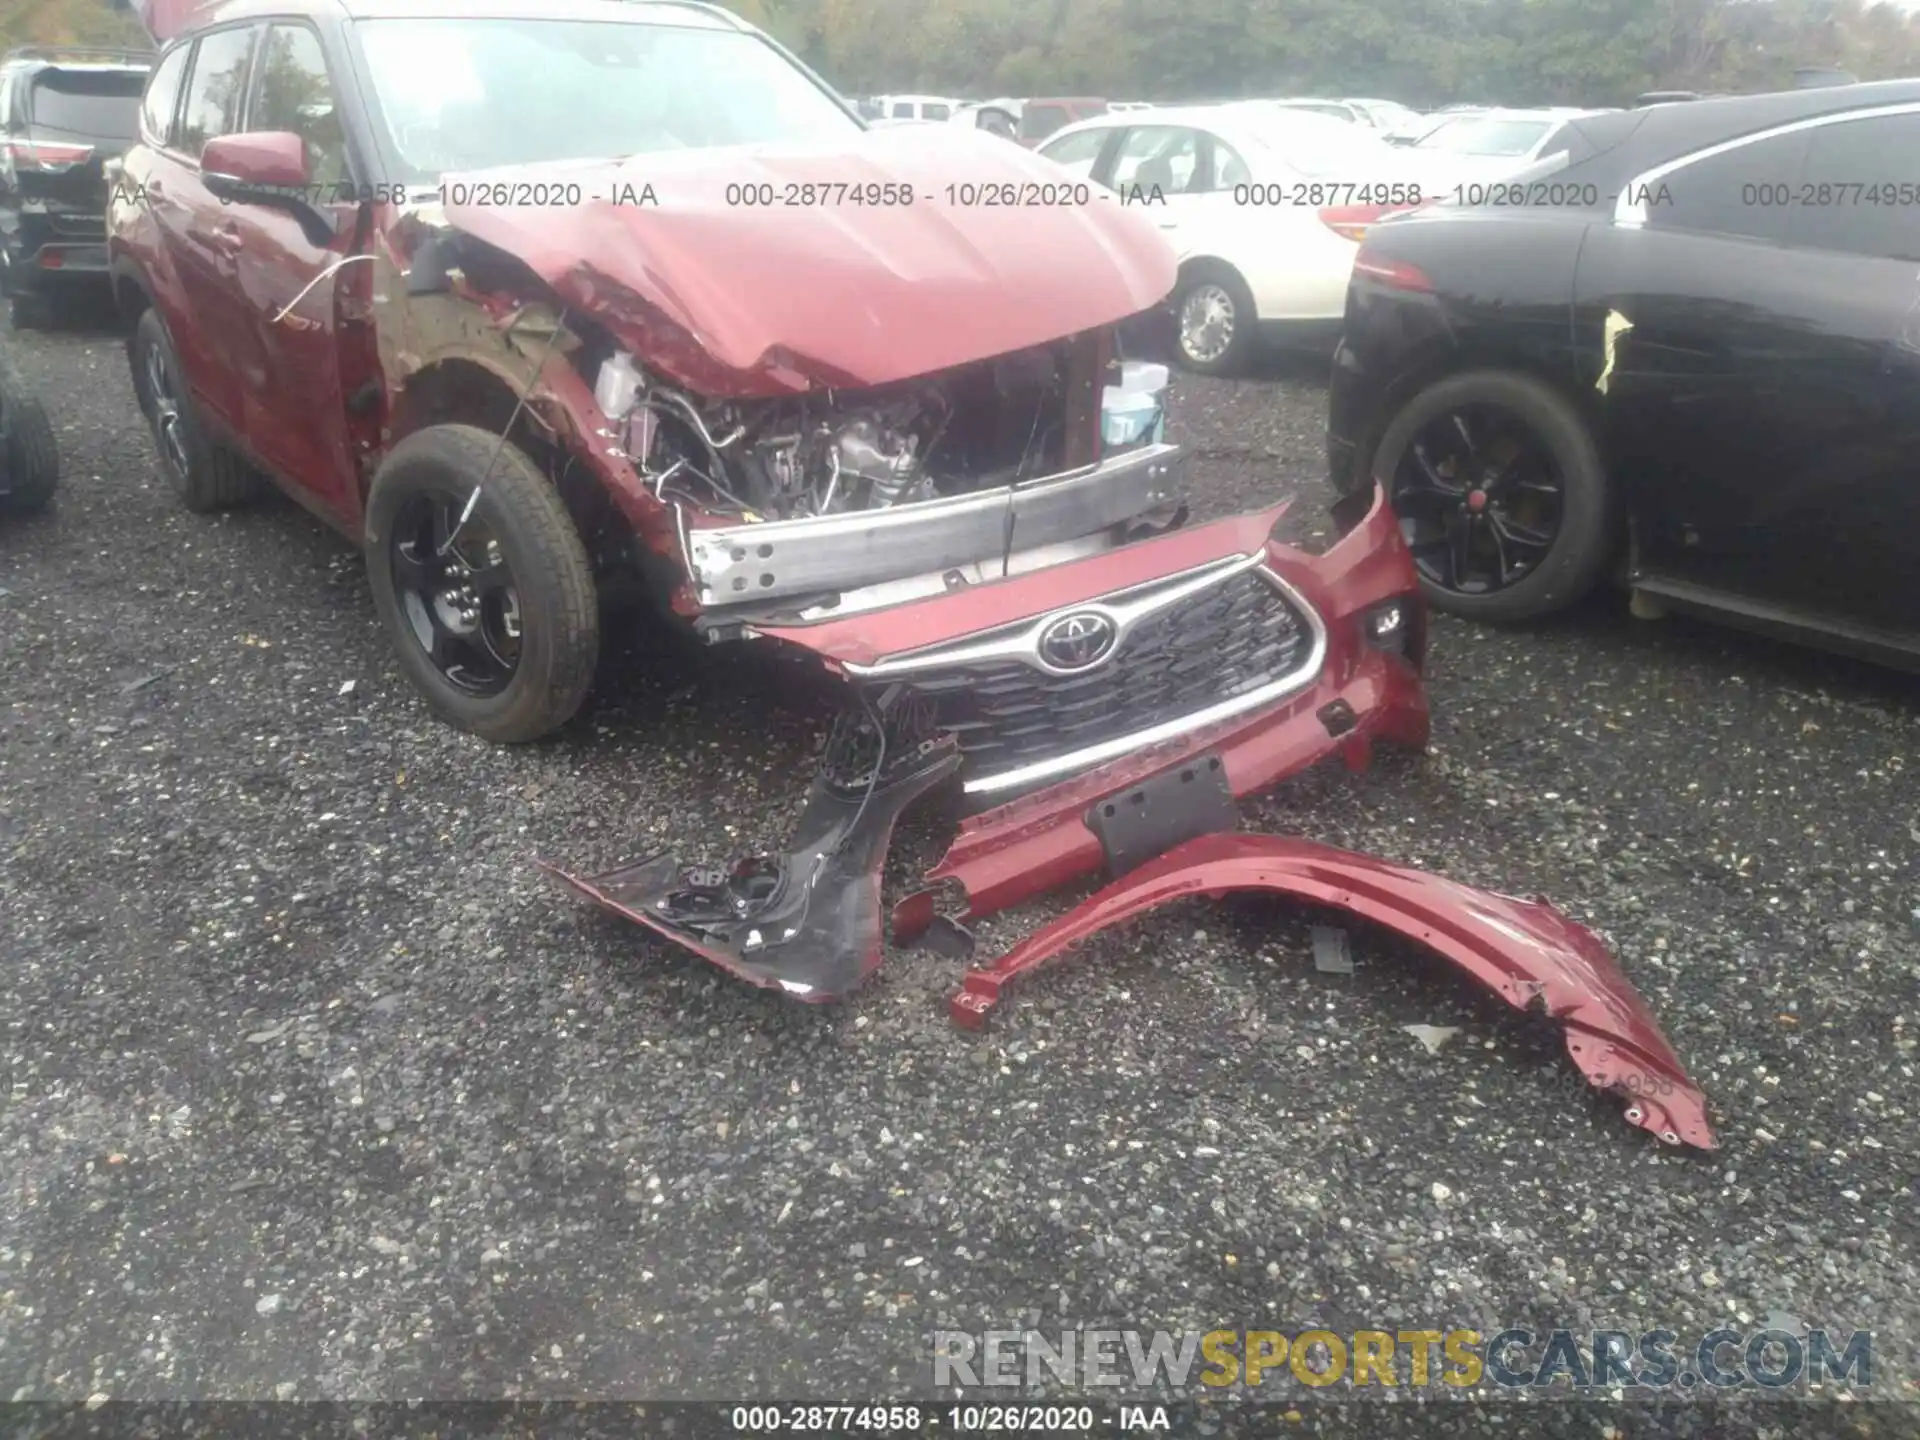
[201, 130, 309, 202]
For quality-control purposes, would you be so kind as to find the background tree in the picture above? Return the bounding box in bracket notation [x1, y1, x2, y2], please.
[0, 0, 148, 47]
[5, 0, 1914, 109]
[759, 0, 1920, 107]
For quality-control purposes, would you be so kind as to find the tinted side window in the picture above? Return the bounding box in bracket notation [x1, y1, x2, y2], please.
[177, 25, 259, 158]
[890, 101, 912, 118]
[1788, 112, 1920, 262]
[1110, 125, 1200, 194]
[249, 25, 349, 191]
[923, 102, 949, 121]
[1205, 134, 1250, 189]
[141, 45, 190, 145]
[1644, 129, 1808, 242]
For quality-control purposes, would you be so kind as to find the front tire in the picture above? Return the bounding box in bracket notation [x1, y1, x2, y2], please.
[1370, 370, 1615, 623]
[364, 424, 599, 744]
[129, 308, 259, 512]
[1172, 265, 1258, 376]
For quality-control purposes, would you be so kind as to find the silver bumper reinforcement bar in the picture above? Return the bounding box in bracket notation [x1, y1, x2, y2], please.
[683, 443, 1183, 606]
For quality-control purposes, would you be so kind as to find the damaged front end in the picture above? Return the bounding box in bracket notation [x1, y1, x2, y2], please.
[549, 480, 1434, 995]
[357, 166, 1709, 1152]
[331, 136, 1704, 1153]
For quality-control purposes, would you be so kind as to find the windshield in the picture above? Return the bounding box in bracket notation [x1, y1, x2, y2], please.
[1357, 100, 1420, 129]
[28, 71, 146, 141]
[1419, 116, 1554, 156]
[1238, 115, 1399, 177]
[351, 18, 860, 179]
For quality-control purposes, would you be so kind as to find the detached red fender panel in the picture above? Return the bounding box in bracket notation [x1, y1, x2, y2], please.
[951, 832, 1717, 1151]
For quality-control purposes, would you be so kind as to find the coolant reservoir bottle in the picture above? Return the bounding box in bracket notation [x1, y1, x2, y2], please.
[1099, 360, 1170, 449]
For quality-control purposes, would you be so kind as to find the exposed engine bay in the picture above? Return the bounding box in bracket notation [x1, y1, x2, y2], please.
[593, 342, 1078, 522]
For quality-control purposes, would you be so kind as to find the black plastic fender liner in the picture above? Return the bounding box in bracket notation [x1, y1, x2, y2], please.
[543, 724, 961, 1000]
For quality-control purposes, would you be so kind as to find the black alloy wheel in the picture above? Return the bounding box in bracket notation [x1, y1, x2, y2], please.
[1371, 370, 1615, 622]
[388, 490, 525, 698]
[1389, 401, 1564, 595]
[363, 423, 598, 743]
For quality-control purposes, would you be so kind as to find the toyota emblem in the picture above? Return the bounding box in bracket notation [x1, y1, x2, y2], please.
[1038, 610, 1117, 671]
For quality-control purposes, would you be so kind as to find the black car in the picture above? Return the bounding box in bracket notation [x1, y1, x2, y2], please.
[1329, 79, 1920, 669]
[0, 46, 152, 327]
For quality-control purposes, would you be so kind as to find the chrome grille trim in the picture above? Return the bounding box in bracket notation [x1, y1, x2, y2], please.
[849, 559, 1329, 797]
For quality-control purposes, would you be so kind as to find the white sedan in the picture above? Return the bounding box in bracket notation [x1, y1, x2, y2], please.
[1405, 107, 1614, 185]
[1036, 106, 1435, 374]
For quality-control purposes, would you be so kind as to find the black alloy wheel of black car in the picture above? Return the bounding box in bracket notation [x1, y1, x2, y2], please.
[1372, 370, 1615, 622]
[364, 424, 599, 744]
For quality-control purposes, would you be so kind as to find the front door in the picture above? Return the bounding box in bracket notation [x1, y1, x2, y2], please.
[1739, 106, 1920, 636]
[222, 20, 366, 528]
[1572, 123, 1813, 599]
[152, 22, 262, 438]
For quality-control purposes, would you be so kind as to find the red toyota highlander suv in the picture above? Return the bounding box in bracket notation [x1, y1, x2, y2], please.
[107, 0, 1428, 996]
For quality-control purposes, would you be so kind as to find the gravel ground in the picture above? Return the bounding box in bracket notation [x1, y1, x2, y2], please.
[1, 315, 1917, 1416]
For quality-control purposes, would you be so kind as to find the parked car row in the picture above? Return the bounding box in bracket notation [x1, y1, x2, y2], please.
[853, 93, 1121, 145]
[1332, 78, 1920, 669]
[13, 0, 1913, 683]
[1036, 106, 1438, 373]
[1029, 100, 1626, 374]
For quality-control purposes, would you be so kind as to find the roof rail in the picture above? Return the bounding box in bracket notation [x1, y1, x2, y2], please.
[4, 44, 155, 65]
[625, 0, 750, 29]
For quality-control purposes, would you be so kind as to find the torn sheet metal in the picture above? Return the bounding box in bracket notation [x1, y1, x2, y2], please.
[948, 832, 1717, 1150]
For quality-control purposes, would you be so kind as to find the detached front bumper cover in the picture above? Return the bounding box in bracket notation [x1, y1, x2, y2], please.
[544, 485, 1428, 992]
[950, 832, 1717, 1151]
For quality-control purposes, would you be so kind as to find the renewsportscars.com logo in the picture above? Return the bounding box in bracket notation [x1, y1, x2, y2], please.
[932, 1327, 1874, 1392]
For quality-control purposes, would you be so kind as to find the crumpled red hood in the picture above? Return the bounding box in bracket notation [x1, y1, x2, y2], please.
[435, 127, 1179, 394]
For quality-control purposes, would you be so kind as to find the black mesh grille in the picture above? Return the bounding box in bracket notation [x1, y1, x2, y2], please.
[896, 569, 1313, 777]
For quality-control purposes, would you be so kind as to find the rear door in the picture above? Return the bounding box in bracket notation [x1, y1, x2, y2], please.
[152, 22, 262, 437]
